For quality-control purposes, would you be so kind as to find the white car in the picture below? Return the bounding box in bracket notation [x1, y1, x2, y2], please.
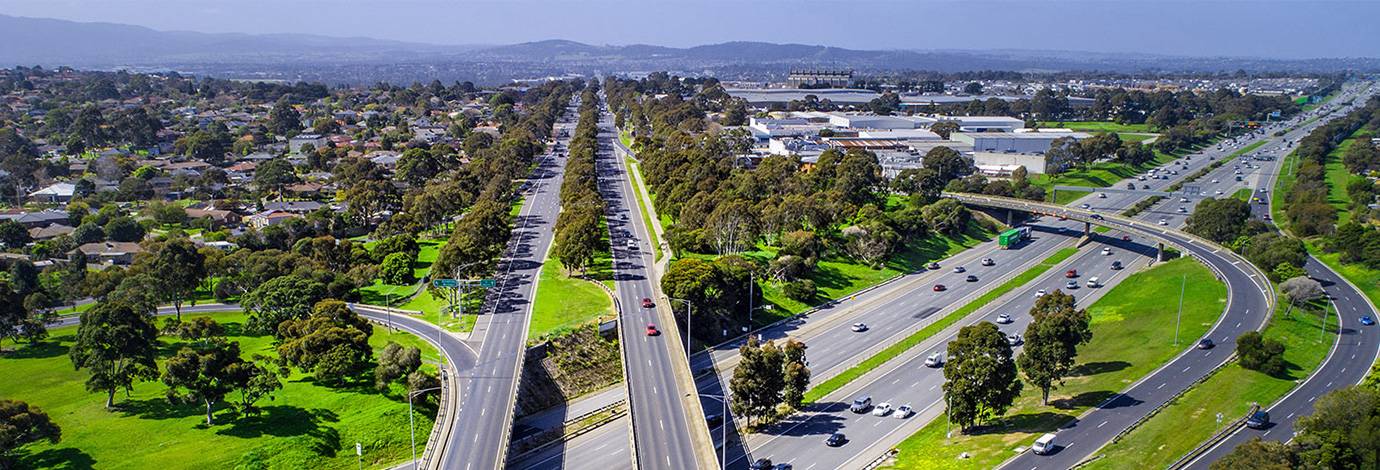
[1034, 289, 1047, 298]
[1158, 218, 1169, 226]
[1211, 179, 1220, 183]
[996, 313, 1013, 324]
[1215, 190, 1224, 195]
[1007, 334, 1024, 346]
[953, 266, 966, 273]
[981, 258, 995, 266]
[872, 402, 893, 417]
[924, 352, 944, 368]
[1180, 197, 1189, 203]
[851, 322, 868, 332]
[894, 404, 914, 419]
[1102, 247, 1112, 255]
[1178, 207, 1188, 213]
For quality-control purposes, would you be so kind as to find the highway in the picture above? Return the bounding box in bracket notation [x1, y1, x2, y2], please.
[596, 99, 707, 468]
[1183, 83, 1380, 468]
[438, 97, 578, 470]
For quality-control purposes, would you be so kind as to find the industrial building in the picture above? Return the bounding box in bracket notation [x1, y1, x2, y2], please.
[951, 129, 1089, 154]
[786, 70, 854, 88]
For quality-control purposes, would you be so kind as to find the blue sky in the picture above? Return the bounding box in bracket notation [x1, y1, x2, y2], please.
[2, 0, 1377, 58]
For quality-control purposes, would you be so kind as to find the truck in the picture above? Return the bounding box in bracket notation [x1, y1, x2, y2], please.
[998, 227, 1031, 249]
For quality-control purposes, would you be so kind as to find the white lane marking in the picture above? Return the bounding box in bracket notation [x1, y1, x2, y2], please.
[1097, 420, 1107, 428]
[1157, 383, 1166, 390]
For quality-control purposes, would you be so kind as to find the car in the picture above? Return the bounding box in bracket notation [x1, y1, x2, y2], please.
[772, 464, 793, 470]
[1007, 334, 1024, 346]
[1065, 280, 1079, 289]
[953, 266, 966, 273]
[927, 262, 941, 270]
[1158, 218, 1169, 226]
[925, 352, 945, 367]
[895, 404, 914, 419]
[1197, 338, 1215, 349]
[1178, 207, 1188, 213]
[1032, 433, 1058, 455]
[705, 413, 725, 427]
[1086, 277, 1100, 288]
[1121, 234, 1132, 242]
[996, 313, 1013, 324]
[646, 324, 659, 336]
[750, 458, 774, 470]
[1102, 247, 1112, 255]
[1112, 260, 1123, 270]
[1034, 289, 1047, 298]
[849, 396, 872, 413]
[826, 433, 847, 447]
[872, 402, 893, 416]
[1080, 203, 1091, 209]
[981, 258, 995, 266]
[1180, 197, 1190, 203]
[1245, 410, 1271, 430]
[1091, 214, 1103, 220]
[1362, 316, 1376, 326]
[1215, 190, 1224, 195]
[965, 275, 978, 282]
[1098, 193, 1107, 198]
[1211, 179, 1220, 183]
[627, 239, 638, 248]
[1065, 269, 1078, 278]
[933, 284, 947, 291]
[641, 297, 654, 308]
[851, 322, 868, 332]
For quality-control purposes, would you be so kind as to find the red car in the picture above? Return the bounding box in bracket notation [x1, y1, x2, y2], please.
[1121, 235, 1131, 242]
[641, 297, 654, 308]
[933, 284, 946, 292]
[1065, 269, 1078, 278]
[646, 323, 660, 336]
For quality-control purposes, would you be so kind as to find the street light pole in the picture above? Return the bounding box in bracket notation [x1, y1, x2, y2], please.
[1175, 273, 1185, 346]
[408, 384, 445, 469]
[700, 394, 728, 469]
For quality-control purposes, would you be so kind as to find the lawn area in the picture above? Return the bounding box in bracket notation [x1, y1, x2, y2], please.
[0, 310, 440, 470]
[884, 257, 1227, 469]
[358, 239, 447, 307]
[619, 128, 633, 149]
[624, 157, 664, 262]
[1271, 146, 1300, 229]
[1323, 129, 1372, 225]
[1232, 188, 1252, 201]
[528, 258, 615, 341]
[804, 246, 1082, 404]
[1118, 133, 1156, 143]
[1083, 293, 1336, 470]
[1039, 121, 1156, 133]
[714, 220, 996, 325]
[1028, 144, 1188, 205]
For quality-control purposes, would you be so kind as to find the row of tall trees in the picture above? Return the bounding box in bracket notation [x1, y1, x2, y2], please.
[553, 83, 607, 275]
[728, 337, 810, 426]
[1283, 96, 1380, 237]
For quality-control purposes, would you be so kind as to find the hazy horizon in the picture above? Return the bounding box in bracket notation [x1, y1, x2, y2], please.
[1, 0, 1377, 59]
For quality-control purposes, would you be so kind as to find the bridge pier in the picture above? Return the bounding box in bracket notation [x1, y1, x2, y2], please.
[1084, 221, 1092, 238]
[1157, 242, 1166, 262]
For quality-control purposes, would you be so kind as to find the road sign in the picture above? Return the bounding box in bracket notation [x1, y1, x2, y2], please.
[480, 279, 497, 288]
[432, 279, 459, 288]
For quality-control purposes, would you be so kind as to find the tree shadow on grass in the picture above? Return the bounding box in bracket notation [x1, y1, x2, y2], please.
[218, 406, 342, 457]
[809, 263, 858, 292]
[117, 397, 206, 421]
[1, 340, 70, 359]
[967, 411, 1076, 436]
[1069, 361, 1131, 377]
[17, 447, 97, 470]
[1051, 390, 1120, 410]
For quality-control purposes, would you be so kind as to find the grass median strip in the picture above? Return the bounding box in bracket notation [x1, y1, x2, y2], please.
[802, 246, 1080, 404]
[883, 257, 1227, 469]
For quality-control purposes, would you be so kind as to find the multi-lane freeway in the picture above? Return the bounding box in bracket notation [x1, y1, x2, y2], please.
[596, 100, 709, 469]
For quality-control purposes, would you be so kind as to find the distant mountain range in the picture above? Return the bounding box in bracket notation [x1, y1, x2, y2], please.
[1, 14, 1376, 84]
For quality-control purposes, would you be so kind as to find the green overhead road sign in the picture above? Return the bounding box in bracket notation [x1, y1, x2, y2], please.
[432, 279, 496, 288]
[480, 279, 497, 288]
[432, 279, 459, 288]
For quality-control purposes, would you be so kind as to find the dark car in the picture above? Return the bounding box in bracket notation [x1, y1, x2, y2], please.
[933, 284, 947, 292]
[926, 262, 941, 270]
[965, 275, 978, 282]
[705, 413, 724, 427]
[1197, 338, 1214, 350]
[641, 297, 654, 308]
[1245, 410, 1270, 429]
[826, 433, 847, 447]
[1121, 235, 1131, 242]
[1362, 316, 1376, 326]
[750, 458, 773, 470]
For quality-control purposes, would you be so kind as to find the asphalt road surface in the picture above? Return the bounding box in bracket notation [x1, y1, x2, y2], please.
[598, 103, 704, 469]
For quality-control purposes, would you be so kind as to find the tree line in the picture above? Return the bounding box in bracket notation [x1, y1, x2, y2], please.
[553, 82, 607, 275]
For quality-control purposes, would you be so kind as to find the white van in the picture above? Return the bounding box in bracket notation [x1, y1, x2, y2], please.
[1086, 277, 1100, 288]
[1032, 433, 1057, 455]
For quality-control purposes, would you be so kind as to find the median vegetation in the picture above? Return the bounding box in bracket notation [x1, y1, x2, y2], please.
[883, 257, 1225, 469]
[802, 246, 1080, 404]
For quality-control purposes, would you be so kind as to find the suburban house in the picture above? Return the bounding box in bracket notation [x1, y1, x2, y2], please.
[73, 241, 145, 265]
[245, 210, 303, 229]
[28, 182, 75, 203]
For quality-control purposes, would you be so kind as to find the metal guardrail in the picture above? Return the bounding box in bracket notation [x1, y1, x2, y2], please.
[1168, 401, 1257, 469]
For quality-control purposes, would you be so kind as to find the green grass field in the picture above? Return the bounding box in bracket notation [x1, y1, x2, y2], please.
[884, 257, 1227, 469]
[804, 246, 1082, 404]
[1232, 188, 1252, 201]
[358, 239, 446, 306]
[1084, 295, 1336, 469]
[1038, 121, 1156, 133]
[529, 258, 615, 341]
[1323, 129, 1372, 225]
[0, 310, 440, 470]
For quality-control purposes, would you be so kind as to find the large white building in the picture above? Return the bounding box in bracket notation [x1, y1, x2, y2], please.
[973, 152, 1051, 176]
[951, 130, 1089, 154]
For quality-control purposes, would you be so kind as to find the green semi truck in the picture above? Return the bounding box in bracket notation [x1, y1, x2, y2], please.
[998, 226, 1032, 249]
